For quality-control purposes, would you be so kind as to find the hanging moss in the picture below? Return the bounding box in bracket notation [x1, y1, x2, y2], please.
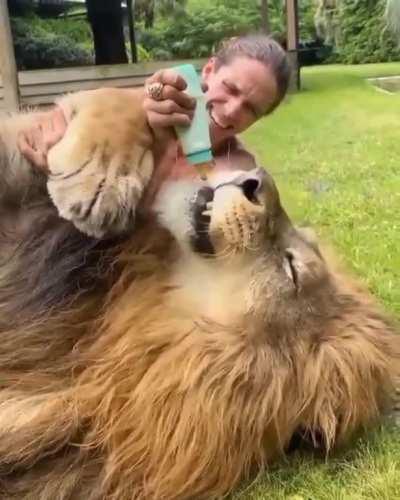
[385, 0, 400, 39]
[337, 0, 400, 64]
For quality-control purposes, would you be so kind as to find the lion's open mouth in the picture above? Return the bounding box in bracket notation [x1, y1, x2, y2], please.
[190, 186, 215, 255]
[189, 178, 264, 256]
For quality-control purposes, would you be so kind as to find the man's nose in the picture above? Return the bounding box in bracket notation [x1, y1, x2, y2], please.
[225, 97, 243, 121]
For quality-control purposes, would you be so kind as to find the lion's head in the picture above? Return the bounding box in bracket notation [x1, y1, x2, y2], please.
[153, 156, 338, 331]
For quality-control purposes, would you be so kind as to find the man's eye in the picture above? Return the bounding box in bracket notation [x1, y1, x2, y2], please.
[223, 80, 237, 95]
[247, 103, 258, 117]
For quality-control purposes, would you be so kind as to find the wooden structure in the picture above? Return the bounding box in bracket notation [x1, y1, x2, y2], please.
[0, 61, 205, 111]
[286, 0, 300, 92]
[0, 2, 20, 112]
[0, 2, 300, 112]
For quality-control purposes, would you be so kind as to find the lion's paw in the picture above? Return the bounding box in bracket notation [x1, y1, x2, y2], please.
[47, 88, 154, 238]
[47, 140, 153, 239]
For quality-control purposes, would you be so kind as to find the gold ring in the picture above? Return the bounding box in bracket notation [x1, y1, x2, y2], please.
[146, 82, 164, 101]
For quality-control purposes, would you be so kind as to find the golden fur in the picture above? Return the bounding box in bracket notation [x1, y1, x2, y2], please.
[47, 88, 154, 238]
[0, 89, 398, 499]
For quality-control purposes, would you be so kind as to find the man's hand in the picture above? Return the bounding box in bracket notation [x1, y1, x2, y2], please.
[17, 107, 67, 172]
[143, 69, 196, 133]
[143, 68, 208, 165]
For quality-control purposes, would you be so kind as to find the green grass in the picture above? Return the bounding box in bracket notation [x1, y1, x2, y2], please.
[239, 63, 400, 499]
[234, 427, 400, 500]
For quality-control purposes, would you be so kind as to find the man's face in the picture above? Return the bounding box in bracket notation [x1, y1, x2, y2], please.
[202, 56, 279, 146]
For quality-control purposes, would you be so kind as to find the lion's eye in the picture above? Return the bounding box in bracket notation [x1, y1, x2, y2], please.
[283, 250, 298, 288]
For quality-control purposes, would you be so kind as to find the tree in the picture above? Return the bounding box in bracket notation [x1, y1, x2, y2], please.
[136, 0, 155, 28]
[385, 0, 400, 40]
[86, 0, 128, 65]
[336, 0, 400, 63]
[157, 0, 187, 17]
[136, 0, 187, 29]
[314, 0, 340, 46]
[260, 0, 271, 34]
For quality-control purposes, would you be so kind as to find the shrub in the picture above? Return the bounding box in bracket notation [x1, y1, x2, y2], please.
[336, 0, 400, 64]
[140, 0, 325, 63]
[140, 4, 262, 60]
[10, 15, 93, 70]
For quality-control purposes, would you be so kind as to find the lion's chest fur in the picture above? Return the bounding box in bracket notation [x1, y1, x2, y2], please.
[166, 252, 256, 325]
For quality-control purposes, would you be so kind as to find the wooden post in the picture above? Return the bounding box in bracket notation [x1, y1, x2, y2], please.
[127, 0, 138, 63]
[0, 1, 20, 111]
[286, 0, 300, 91]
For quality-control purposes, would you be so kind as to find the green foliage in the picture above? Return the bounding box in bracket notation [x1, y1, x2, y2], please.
[212, 0, 286, 35]
[126, 43, 152, 62]
[156, 0, 188, 17]
[141, 0, 322, 61]
[333, 0, 400, 63]
[137, 44, 152, 62]
[385, 0, 400, 40]
[30, 15, 93, 46]
[299, 0, 318, 41]
[140, 5, 259, 59]
[140, 1, 294, 60]
[10, 9, 151, 68]
[10, 15, 93, 69]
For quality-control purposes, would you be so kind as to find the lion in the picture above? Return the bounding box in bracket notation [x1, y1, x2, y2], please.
[0, 88, 398, 500]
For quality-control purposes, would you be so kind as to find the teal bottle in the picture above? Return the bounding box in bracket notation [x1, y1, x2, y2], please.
[172, 63, 214, 179]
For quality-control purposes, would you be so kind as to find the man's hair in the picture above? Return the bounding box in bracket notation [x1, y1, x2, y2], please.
[214, 34, 291, 113]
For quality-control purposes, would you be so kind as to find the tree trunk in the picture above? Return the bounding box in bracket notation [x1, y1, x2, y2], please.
[260, 0, 270, 35]
[385, 0, 400, 40]
[144, 0, 154, 29]
[86, 0, 128, 65]
[286, 0, 300, 91]
[127, 0, 138, 63]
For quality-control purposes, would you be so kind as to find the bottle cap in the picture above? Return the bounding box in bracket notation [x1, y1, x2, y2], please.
[186, 149, 213, 165]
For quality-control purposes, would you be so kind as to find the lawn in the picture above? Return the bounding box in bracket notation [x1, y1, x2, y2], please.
[238, 64, 400, 499]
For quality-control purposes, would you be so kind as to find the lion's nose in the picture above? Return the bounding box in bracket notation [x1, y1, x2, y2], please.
[239, 168, 266, 204]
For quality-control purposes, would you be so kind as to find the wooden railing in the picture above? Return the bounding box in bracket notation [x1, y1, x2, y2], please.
[0, 59, 205, 110]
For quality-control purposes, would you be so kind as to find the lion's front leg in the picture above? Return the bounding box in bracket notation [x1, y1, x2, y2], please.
[47, 88, 154, 239]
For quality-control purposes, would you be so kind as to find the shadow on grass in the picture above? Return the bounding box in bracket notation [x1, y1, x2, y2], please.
[232, 421, 399, 499]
